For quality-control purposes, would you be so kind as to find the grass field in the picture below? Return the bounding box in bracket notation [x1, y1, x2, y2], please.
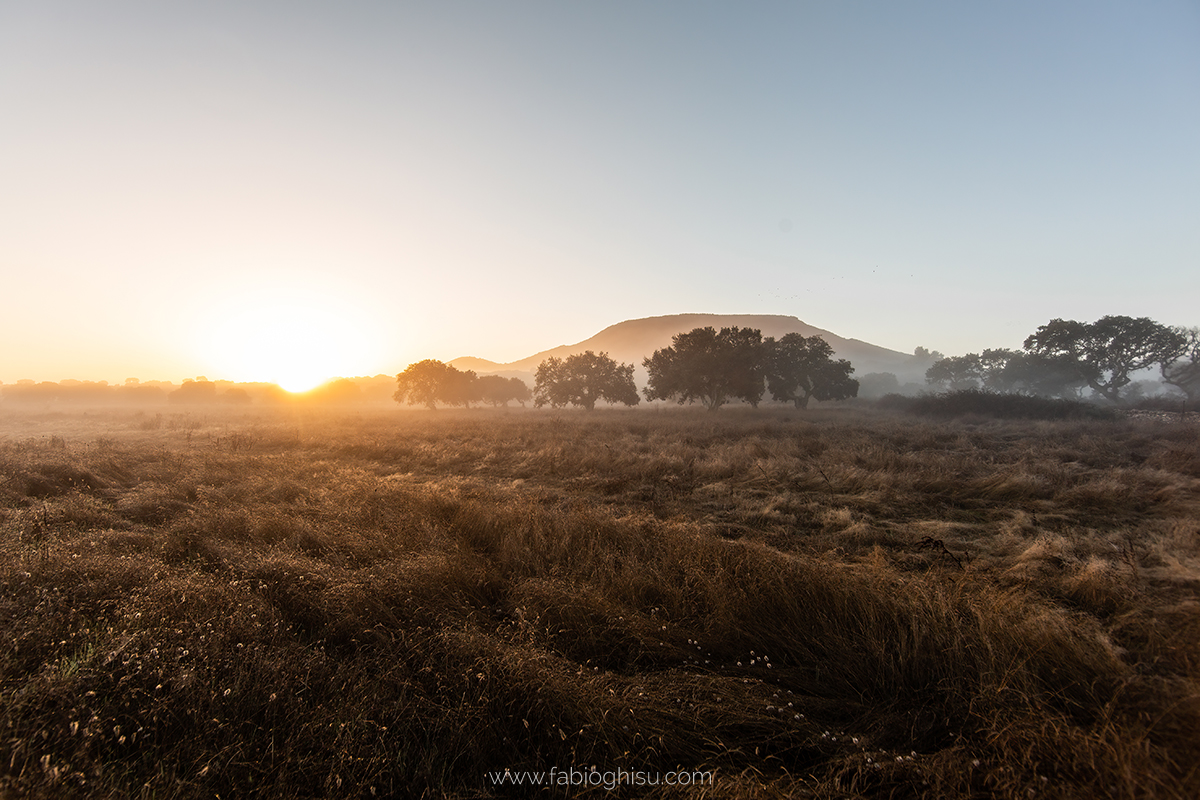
[1, 404, 1198, 798]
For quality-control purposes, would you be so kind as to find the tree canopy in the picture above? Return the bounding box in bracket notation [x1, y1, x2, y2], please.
[927, 346, 1109, 400]
[764, 333, 858, 409]
[477, 375, 532, 407]
[925, 354, 984, 391]
[533, 351, 639, 410]
[1023, 316, 1185, 403]
[393, 360, 479, 409]
[642, 326, 766, 410]
[1160, 326, 1200, 403]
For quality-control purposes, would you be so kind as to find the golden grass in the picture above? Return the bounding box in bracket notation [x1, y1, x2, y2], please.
[0, 405, 1197, 797]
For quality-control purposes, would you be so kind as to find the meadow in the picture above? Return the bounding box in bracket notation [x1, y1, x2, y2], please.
[0, 403, 1197, 798]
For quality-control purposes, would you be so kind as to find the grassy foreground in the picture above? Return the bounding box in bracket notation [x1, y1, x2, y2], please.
[1, 405, 1198, 798]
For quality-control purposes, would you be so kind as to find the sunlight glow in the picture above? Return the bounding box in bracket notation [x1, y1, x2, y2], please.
[197, 284, 385, 392]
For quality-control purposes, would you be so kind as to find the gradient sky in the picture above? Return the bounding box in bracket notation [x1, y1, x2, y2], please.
[3, 1, 1198, 388]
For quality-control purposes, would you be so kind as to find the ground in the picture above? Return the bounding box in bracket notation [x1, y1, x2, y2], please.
[1, 404, 1197, 798]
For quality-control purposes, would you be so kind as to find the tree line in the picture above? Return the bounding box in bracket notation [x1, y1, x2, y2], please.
[925, 315, 1199, 404]
[392, 361, 532, 409]
[394, 326, 859, 411]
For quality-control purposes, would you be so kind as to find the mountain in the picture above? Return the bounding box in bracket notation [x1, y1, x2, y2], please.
[450, 313, 928, 383]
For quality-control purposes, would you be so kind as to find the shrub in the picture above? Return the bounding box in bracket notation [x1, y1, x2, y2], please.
[898, 389, 1116, 420]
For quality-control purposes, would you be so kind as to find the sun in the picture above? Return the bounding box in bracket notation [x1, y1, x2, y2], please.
[197, 286, 383, 392]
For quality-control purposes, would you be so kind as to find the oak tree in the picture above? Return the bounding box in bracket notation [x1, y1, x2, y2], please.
[1160, 326, 1200, 403]
[764, 333, 857, 408]
[642, 326, 766, 410]
[477, 374, 532, 407]
[1023, 316, 1185, 403]
[394, 360, 478, 409]
[533, 351, 639, 410]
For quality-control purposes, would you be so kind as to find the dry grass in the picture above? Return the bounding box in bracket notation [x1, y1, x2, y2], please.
[0, 405, 1197, 798]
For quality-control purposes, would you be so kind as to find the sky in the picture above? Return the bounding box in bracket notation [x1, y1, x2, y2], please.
[3, 1, 1198, 390]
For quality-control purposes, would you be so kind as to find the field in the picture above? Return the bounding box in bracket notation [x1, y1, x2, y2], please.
[1, 404, 1198, 798]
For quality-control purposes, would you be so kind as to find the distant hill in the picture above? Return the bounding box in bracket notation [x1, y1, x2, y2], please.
[451, 313, 930, 384]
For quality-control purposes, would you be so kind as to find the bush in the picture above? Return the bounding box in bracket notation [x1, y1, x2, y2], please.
[875, 393, 917, 412]
[886, 389, 1116, 420]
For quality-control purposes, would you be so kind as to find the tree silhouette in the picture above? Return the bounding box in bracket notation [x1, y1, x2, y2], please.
[393, 360, 478, 410]
[508, 376, 532, 407]
[926, 349, 1090, 398]
[925, 354, 984, 391]
[477, 375, 532, 407]
[533, 351, 639, 410]
[1024, 316, 1185, 404]
[764, 333, 858, 409]
[441, 366, 480, 408]
[642, 326, 766, 410]
[1160, 326, 1200, 404]
[995, 351, 1091, 398]
[169, 379, 217, 404]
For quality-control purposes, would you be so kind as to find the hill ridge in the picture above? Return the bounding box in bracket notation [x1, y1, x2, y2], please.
[449, 313, 923, 381]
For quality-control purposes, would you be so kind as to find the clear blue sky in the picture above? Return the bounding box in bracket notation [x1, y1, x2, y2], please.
[2, 1, 1198, 386]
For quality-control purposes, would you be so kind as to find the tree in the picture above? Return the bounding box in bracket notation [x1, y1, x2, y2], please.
[996, 351, 1090, 399]
[508, 377, 532, 407]
[912, 346, 945, 364]
[1160, 326, 1200, 403]
[393, 360, 477, 409]
[764, 333, 857, 409]
[477, 375, 532, 407]
[1023, 316, 1185, 404]
[169, 379, 217, 404]
[925, 348, 1093, 398]
[221, 387, 253, 405]
[925, 354, 984, 391]
[533, 351, 639, 410]
[978, 349, 1018, 391]
[441, 366, 480, 408]
[394, 360, 447, 409]
[642, 326, 766, 410]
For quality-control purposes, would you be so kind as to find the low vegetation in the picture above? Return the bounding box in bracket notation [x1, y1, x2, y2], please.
[1, 404, 1198, 798]
[878, 389, 1120, 420]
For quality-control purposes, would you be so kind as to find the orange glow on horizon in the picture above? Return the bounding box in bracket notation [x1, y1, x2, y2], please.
[194, 283, 386, 393]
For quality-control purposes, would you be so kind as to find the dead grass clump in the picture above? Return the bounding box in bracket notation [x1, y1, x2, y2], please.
[1112, 601, 1200, 679]
[1061, 556, 1135, 616]
[13, 463, 107, 499]
[114, 482, 192, 525]
[1147, 426, 1200, 476]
